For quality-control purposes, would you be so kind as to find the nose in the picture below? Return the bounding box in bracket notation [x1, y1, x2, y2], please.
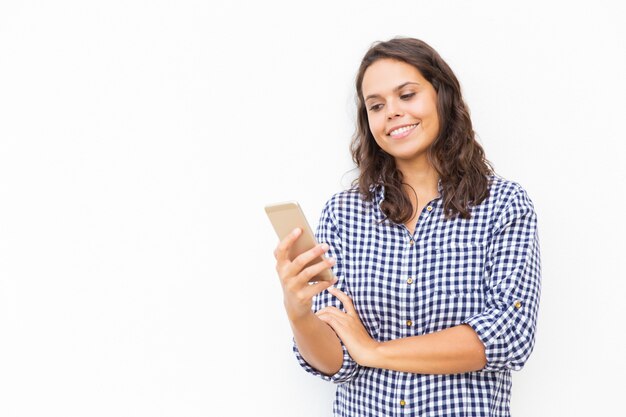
[386, 100, 403, 119]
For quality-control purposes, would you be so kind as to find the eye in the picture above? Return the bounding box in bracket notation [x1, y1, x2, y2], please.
[368, 104, 383, 112]
[400, 92, 415, 100]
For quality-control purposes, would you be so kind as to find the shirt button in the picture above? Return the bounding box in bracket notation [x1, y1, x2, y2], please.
[426, 205, 433, 211]
[409, 239, 414, 246]
[400, 400, 406, 406]
[406, 320, 413, 327]
[407, 278, 414, 284]
[514, 301, 522, 309]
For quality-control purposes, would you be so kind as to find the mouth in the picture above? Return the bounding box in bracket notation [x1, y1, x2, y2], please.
[388, 123, 419, 138]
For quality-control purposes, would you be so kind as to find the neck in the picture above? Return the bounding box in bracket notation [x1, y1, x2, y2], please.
[395, 159, 440, 197]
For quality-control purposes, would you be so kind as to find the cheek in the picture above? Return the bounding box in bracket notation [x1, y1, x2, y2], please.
[424, 95, 440, 128]
[428, 109, 440, 135]
[423, 109, 438, 129]
[422, 118, 440, 142]
[416, 101, 439, 132]
[368, 122, 386, 148]
[367, 115, 384, 136]
[411, 97, 434, 116]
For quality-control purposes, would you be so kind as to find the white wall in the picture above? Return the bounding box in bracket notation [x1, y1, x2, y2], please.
[1, 1, 624, 415]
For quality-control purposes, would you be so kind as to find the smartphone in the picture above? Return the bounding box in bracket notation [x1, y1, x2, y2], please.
[265, 201, 334, 282]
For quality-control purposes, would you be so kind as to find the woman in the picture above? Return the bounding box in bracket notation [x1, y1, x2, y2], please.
[273, 37, 541, 417]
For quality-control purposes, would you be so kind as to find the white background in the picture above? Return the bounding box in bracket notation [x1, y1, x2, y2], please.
[1, 1, 624, 416]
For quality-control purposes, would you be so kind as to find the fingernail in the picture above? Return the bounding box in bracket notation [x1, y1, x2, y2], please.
[329, 257, 336, 265]
[320, 243, 329, 251]
[293, 228, 301, 236]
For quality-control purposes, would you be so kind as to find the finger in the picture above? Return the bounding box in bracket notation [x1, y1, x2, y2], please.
[316, 306, 342, 315]
[299, 277, 337, 301]
[287, 242, 332, 278]
[316, 310, 347, 332]
[316, 311, 334, 326]
[273, 228, 302, 262]
[316, 310, 340, 327]
[315, 307, 347, 323]
[327, 287, 357, 315]
[294, 255, 336, 285]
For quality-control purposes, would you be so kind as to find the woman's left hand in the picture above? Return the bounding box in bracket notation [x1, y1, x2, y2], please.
[316, 287, 379, 367]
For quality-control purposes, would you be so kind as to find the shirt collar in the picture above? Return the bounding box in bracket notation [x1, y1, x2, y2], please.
[372, 178, 443, 224]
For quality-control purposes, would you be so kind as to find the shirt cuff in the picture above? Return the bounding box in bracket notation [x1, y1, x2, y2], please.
[292, 338, 360, 384]
[464, 299, 535, 372]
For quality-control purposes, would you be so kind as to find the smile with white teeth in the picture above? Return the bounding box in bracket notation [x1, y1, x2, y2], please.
[389, 123, 418, 137]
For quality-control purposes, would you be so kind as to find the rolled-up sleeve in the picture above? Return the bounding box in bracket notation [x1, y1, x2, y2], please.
[292, 197, 361, 384]
[464, 187, 541, 372]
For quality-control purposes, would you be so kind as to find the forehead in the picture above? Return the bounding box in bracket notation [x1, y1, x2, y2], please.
[362, 59, 426, 97]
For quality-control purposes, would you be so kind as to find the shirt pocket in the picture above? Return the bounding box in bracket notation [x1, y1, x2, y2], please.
[432, 241, 487, 295]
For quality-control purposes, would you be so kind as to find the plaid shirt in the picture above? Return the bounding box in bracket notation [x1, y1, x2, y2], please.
[293, 175, 541, 417]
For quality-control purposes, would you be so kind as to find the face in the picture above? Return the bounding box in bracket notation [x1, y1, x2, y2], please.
[362, 58, 440, 168]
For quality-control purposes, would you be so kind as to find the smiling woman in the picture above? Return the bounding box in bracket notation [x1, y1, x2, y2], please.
[362, 61, 440, 161]
[272, 37, 541, 417]
[352, 39, 493, 228]
[360, 58, 442, 233]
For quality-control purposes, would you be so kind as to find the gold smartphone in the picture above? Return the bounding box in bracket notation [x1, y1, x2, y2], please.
[265, 201, 334, 282]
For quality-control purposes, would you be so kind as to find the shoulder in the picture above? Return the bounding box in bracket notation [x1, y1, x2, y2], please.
[488, 175, 525, 200]
[483, 175, 537, 226]
[318, 186, 379, 227]
[321, 187, 371, 214]
[486, 175, 534, 209]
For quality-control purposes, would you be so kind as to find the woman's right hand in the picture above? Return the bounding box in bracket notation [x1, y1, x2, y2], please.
[274, 228, 337, 323]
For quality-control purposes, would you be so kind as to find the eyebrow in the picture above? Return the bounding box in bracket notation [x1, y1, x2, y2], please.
[364, 82, 420, 101]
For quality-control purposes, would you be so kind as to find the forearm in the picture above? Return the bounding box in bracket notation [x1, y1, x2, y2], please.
[290, 310, 344, 376]
[368, 324, 487, 374]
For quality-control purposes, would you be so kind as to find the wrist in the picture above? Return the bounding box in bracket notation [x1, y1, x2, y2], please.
[362, 339, 384, 368]
[286, 305, 315, 326]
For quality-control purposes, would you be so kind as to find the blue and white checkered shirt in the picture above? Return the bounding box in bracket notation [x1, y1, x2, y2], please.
[293, 175, 541, 417]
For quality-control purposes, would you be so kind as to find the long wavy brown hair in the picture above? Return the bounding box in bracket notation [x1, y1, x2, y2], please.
[351, 37, 493, 221]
